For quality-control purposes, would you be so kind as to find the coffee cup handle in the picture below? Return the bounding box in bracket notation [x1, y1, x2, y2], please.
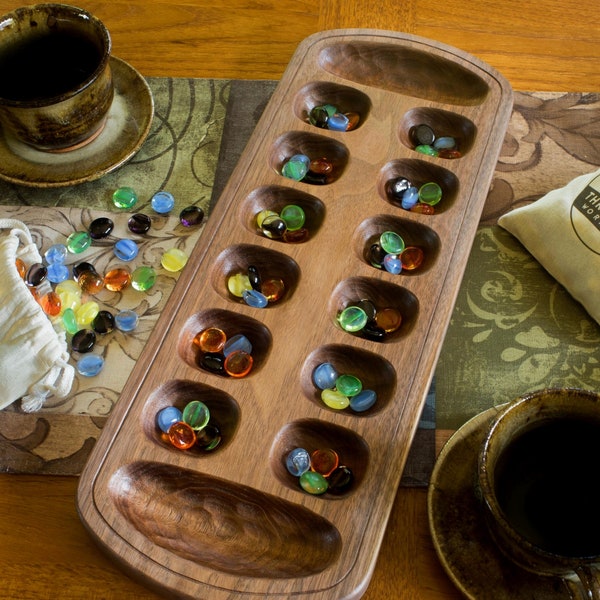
[563, 566, 600, 600]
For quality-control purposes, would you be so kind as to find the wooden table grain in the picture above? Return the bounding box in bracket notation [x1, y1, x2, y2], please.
[0, 1, 597, 598]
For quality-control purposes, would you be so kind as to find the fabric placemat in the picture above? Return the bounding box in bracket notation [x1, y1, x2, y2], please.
[0, 76, 598, 487]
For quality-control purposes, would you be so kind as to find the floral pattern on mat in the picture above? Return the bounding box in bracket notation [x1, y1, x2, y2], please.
[436, 92, 600, 430]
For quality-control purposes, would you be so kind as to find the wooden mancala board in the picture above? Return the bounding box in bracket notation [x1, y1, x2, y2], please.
[77, 29, 513, 600]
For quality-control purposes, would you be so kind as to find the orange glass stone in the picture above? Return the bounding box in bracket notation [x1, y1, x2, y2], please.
[309, 157, 333, 174]
[400, 246, 424, 271]
[261, 277, 285, 302]
[104, 267, 131, 292]
[15, 258, 26, 278]
[282, 228, 309, 243]
[410, 203, 435, 215]
[194, 327, 227, 353]
[167, 421, 196, 450]
[39, 291, 62, 316]
[224, 350, 253, 378]
[375, 307, 403, 333]
[344, 112, 360, 131]
[310, 448, 339, 477]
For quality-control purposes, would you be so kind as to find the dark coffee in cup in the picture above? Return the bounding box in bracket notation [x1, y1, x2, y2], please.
[0, 29, 103, 102]
[493, 416, 600, 558]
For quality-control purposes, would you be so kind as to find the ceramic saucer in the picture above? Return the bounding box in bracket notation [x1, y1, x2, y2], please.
[0, 56, 153, 188]
[428, 406, 568, 599]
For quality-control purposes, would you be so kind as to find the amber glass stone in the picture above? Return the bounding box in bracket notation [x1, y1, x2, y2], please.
[15, 258, 26, 278]
[223, 350, 253, 378]
[194, 327, 227, 353]
[410, 203, 435, 215]
[400, 246, 424, 271]
[77, 270, 105, 294]
[282, 227, 309, 243]
[167, 421, 196, 450]
[344, 112, 360, 131]
[72, 262, 96, 280]
[375, 307, 403, 333]
[104, 267, 131, 292]
[261, 278, 285, 303]
[310, 448, 339, 477]
[309, 157, 333, 175]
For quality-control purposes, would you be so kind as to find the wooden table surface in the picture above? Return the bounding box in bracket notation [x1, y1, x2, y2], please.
[0, 1, 597, 598]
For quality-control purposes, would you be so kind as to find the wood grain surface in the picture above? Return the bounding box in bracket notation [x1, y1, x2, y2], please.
[0, 1, 598, 599]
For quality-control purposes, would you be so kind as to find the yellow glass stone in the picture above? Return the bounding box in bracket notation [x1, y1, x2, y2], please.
[255, 209, 278, 228]
[227, 273, 252, 297]
[76, 301, 100, 326]
[161, 248, 189, 272]
[321, 388, 350, 410]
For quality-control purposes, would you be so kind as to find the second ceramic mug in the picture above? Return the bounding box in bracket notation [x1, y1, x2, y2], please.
[478, 388, 600, 599]
[0, 3, 113, 152]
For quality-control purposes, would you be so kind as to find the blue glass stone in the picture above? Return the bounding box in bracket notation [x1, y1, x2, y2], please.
[312, 362, 339, 390]
[383, 254, 403, 274]
[151, 191, 175, 214]
[114, 239, 139, 261]
[286, 448, 311, 476]
[242, 288, 268, 308]
[46, 262, 70, 283]
[157, 406, 183, 433]
[223, 333, 252, 357]
[44, 243, 68, 264]
[433, 136, 457, 150]
[115, 309, 139, 332]
[401, 186, 419, 210]
[350, 389, 378, 412]
[327, 112, 350, 131]
[76, 354, 105, 377]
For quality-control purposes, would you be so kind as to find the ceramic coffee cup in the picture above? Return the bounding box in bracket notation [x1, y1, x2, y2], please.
[478, 388, 600, 599]
[0, 3, 113, 152]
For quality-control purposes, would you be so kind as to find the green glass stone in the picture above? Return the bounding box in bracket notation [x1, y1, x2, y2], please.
[299, 470, 328, 495]
[62, 307, 79, 334]
[321, 388, 350, 410]
[131, 266, 157, 291]
[379, 231, 405, 255]
[338, 306, 368, 332]
[66, 231, 92, 254]
[280, 204, 305, 231]
[112, 186, 138, 209]
[281, 155, 309, 181]
[415, 144, 439, 157]
[182, 400, 210, 431]
[418, 182, 443, 206]
[335, 374, 363, 397]
[321, 104, 337, 117]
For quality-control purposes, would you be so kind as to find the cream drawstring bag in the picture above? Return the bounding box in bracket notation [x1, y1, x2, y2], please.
[0, 219, 74, 412]
[498, 168, 600, 326]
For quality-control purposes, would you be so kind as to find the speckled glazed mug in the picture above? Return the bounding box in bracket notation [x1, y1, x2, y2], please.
[0, 3, 113, 152]
[479, 388, 600, 600]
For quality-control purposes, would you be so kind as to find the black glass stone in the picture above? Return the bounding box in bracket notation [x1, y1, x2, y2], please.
[196, 424, 221, 451]
[367, 243, 386, 268]
[199, 352, 225, 374]
[25, 263, 47, 287]
[247, 265, 262, 292]
[179, 206, 204, 227]
[361, 321, 386, 341]
[409, 123, 435, 147]
[386, 176, 412, 200]
[355, 299, 377, 322]
[92, 310, 115, 335]
[327, 466, 354, 495]
[127, 213, 152, 235]
[301, 171, 328, 185]
[261, 217, 287, 239]
[308, 106, 329, 128]
[88, 217, 114, 239]
[71, 329, 96, 353]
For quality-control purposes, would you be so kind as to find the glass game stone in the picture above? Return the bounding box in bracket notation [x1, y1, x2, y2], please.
[418, 182, 443, 205]
[281, 154, 310, 181]
[242, 288, 268, 308]
[76, 301, 100, 326]
[77, 269, 105, 294]
[261, 277, 286, 302]
[411, 202, 435, 215]
[321, 388, 350, 410]
[168, 421, 196, 450]
[76, 354, 105, 377]
[25, 262, 47, 287]
[157, 406, 183, 433]
[194, 327, 227, 353]
[44, 243, 68, 264]
[401, 186, 419, 210]
[88, 217, 114, 239]
[115, 309, 139, 332]
[280, 204, 305, 231]
[182, 400, 210, 431]
[383, 254, 402, 274]
[310, 448, 339, 477]
[131, 266, 157, 291]
[247, 265, 262, 291]
[327, 112, 349, 131]
[308, 105, 329, 128]
[410, 123, 436, 146]
[62, 308, 79, 334]
[350, 389, 377, 412]
[375, 307, 403, 333]
[151, 191, 175, 214]
[312, 362, 338, 390]
[227, 273, 252, 297]
[338, 305, 368, 332]
[127, 213, 152, 234]
[299, 470, 328, 495]
[415, 144, 438, 157]
[286, 448, 311, 476]
[114, 239, 139, 261]
[113, 186, 138, 209]
[380, 231, 405, 255]
[71, 329, 96, 353]
[66, 231, 92, 254]
[260, 214, 287, 239]
[104, 267, 131, 292]
[179, 205, 204, 227]
[401, 246, 424, 270]
[92, 310, 115, 335]
[47, 262, 69, 283]
[256, 209, 278, 228]
[344, 112, 360, 130]
[199, 351, 225, 374]
[196, 424, 221, 451]
[223, 350, 253, 377]
[39, 291, 61, 316]
[433, 136, 457, 150]
[327, 465, 354, 494]
[335, 374, 362, 397]
[222, 333, 252, 357]
[161, 248, 188, 272]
